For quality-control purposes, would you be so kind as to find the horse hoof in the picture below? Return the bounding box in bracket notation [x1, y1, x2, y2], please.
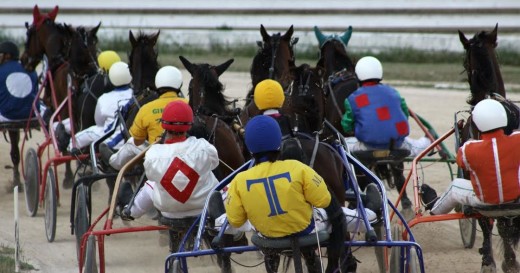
[62, 175, 74, 189]
[502, 260, 520, 273]
[400, 207, 415, 223]
[480, 263, 497, 273]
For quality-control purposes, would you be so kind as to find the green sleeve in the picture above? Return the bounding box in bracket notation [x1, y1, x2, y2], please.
[399, 96, 410, 118]
[341, 99, 354, 134]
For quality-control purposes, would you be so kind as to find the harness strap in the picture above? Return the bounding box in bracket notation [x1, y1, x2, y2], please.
[327, 80, 344, 120]
[309, 133, 320, 168]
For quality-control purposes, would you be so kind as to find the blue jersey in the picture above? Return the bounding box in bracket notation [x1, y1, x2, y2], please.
[347, 84, 409, 148]
[0, 60, 38, 120]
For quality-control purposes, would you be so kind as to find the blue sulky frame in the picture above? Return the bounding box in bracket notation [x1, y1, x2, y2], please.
[164, 139, 426, 273]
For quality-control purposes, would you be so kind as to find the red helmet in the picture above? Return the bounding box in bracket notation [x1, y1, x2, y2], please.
[161, 101, 194, 132]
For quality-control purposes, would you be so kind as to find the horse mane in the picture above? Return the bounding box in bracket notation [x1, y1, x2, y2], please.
[196, 64, 236, 118]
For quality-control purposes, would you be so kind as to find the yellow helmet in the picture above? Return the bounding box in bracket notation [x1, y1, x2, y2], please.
[97, 51, 121, 72]
[254, 79, 285, 110]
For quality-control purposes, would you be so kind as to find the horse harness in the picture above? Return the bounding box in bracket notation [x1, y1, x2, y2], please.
[325, 69, 358, 120]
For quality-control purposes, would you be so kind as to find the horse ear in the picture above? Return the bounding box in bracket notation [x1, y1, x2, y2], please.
[458, 30, 470, 50]
[260, 24, 270, 42]
[489, 23, 498, 45]
[282, 25, 294, 41]
[314, 26, 327, 47]
[91, 22, 101, 36]
[33, 5, 41, 23]
[150, 30, 160, 46]
[341, 26, 353, 46]
[129, 30, 137, 47]
[48, 5, 59, 21]
[179, 55, 194, 75]
[215, 59, 234, 76]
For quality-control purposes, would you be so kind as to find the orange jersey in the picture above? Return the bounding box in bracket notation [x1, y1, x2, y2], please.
[457, 130, 520, 204]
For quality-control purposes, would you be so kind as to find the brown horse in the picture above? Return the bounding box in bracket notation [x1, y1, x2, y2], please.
[20, 5, 61, 73]
[314, 26, 359, 136]
[459, 24, 520, 273]
[179, 55, 245, 180]
[240, 25, 298, 126]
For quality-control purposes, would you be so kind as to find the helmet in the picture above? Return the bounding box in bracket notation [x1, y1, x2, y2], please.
[0, 41, 19, 59]
[108, 62, 132, 87]
[254, 79, 285, 110]
[472, 99, 507, 132]
[161, 100, 193, 132]
[155, 66, 183, 90]
[355, 56, 383, 81]
[245, 115, 282, 154]
[97, 51, 121, 72]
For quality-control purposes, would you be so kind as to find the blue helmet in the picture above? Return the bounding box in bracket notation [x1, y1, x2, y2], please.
[245, 115, 282, 154]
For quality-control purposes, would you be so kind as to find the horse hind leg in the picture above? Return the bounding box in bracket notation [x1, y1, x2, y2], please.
[497, 218, 520, 273]
[62, 161, 75, 189]
[478, 217, 497, 272]
[391, 162, 412, 210]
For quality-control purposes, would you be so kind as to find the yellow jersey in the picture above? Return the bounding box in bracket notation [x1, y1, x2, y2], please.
[225, 159, 331, 238]
[129, 92, 188, 143]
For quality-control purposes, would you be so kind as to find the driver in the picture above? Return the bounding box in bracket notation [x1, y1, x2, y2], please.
[341, 56, 431, 157]
[421, 99, 520, 214]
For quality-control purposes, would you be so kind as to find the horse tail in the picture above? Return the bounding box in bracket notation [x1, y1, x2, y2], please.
[323, 194, 347, 273]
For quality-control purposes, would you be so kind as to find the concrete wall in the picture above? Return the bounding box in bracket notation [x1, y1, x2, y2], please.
[1, 0, 519, 52]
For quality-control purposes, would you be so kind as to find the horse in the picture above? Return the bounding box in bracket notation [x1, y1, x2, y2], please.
[240, 25, 299, 126]
[20, 5, 61, 73]
[178, 55, 245, 273]
[314, 26, 359, 136]
[128, 30, 160, 97]
[287, 63, 325, 134]
[179, 55, 245, 180]
[124, 30, 161, 130]
[459, 24, 520, 273]
[2, 6, 61, 190]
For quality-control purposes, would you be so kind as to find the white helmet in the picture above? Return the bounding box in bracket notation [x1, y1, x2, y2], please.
[109, 61, 132, 87]
[155, 66, 183, 90]
[355, 56, 383, 81]
[472, 99, 507, 132]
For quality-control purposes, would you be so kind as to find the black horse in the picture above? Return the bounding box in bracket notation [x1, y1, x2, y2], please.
[314, 25, 358, 136]
[124, 30, 161, 130]
[459, 24, 520, 273]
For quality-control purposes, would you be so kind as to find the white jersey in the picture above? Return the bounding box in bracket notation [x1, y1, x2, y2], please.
[144, 136, 219, 218]
[69, 87, 133, 150]
[94, 87, 133, 130]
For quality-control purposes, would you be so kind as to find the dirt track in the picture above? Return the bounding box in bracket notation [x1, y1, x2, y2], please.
[0, 71, 519, 273]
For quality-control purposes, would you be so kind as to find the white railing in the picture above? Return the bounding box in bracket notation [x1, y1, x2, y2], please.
[1, 0, 520, 52]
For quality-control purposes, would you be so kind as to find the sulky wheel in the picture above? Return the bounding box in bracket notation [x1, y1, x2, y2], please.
[459, 217, 476, 248]
[75, 184, 90, 261]
[389, 225, 403, 273]
[44, 168, 57, 242]
[407, 247, 421, 273]
[24, 148, 40, 216]
[84, 235, 98, 273]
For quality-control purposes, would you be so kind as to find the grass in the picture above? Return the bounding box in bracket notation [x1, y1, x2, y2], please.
[2, 29, 519, 89]
[0, 245, 36, 273]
